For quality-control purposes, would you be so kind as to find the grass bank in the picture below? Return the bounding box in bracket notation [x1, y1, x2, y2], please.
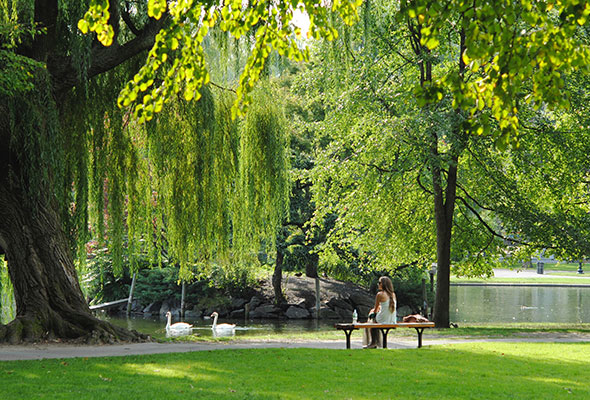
[1, 342, 588, 399]
[451, 276, 590, 285]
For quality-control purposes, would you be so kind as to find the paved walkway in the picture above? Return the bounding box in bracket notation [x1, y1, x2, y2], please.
[2, 335, 590, 361]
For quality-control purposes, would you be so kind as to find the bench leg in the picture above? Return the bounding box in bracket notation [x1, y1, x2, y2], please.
[415, 327, 425, 348]
[343, 329, 353, 349]
[379, 328, 392, 349]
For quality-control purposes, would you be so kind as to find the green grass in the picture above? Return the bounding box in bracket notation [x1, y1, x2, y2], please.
[158, 323, 590, 343]
[451, 276, 590, 284]
[1, 342, 589, 399]
[543, 262, 586, 272]
[414, 323, 590, 338]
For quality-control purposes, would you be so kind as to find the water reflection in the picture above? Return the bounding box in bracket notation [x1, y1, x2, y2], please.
[97, 312, 335, 340]
[450, 286, 590, 323]
[95, 286, 590, 337]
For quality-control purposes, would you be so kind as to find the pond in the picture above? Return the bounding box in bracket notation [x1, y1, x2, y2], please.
[450, 285, 590, 324]
[3, 283, 589, 336]
[98, 312, 339, 340]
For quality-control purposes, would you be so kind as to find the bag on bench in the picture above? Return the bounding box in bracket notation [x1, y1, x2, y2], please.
[402, 314, 430, 323]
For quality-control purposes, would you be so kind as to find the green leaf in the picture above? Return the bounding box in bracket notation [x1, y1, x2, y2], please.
[425, 37, 439, 50]
[77, 19, 89, 34]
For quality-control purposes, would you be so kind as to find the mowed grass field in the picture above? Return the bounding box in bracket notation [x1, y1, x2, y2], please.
[1, 342, 588, 399]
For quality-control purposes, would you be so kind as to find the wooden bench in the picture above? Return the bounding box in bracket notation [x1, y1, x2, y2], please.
[334, 322, 435, 349]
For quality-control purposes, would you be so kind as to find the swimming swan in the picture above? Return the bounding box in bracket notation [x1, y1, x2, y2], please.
[210, 312, 236, 332]
[165, 311, 193, 337]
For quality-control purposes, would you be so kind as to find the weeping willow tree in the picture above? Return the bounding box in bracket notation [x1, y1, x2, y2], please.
[0, 0, 362, 343]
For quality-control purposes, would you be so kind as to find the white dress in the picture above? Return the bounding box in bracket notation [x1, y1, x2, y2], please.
[376, 298, 397, 324]
[363, 297, 397, 347]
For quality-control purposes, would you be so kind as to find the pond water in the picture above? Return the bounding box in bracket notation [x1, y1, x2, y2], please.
[98, 312, 338, 340]
[97, 285, 590, 338]
[450, 285, 590, 324]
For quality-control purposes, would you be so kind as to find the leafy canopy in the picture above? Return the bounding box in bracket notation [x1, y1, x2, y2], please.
[79, 0, 363, 122]
[401, 0, 590, 148]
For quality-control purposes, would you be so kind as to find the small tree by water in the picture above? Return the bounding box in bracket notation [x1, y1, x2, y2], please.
[1, 256, 15, 324]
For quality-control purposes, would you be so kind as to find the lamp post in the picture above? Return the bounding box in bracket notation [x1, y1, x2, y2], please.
[578, 262, 584, 274]
[428, 263, 437, 320]
[429, 263, 437, 292]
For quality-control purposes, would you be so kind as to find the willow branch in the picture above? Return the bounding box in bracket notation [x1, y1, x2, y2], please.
[209, 81, 237, 93]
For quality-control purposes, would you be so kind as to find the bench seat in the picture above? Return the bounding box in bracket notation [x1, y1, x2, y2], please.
[334, 322, 435, 349]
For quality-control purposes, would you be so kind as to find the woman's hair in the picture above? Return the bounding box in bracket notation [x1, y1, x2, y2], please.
[379, 276, 396, 312]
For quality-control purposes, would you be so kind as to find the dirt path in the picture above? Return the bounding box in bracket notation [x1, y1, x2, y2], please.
[2, 334, 589, 361]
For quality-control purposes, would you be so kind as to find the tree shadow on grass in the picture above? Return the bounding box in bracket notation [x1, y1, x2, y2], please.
[0, 343, 588, 399]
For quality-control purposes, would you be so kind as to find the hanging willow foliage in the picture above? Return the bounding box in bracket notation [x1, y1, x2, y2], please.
[75, 78, 289, 280]
[3, 1, 291, 284]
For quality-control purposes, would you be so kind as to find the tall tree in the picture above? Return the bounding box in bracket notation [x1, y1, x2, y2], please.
[0, 0, 362, 343]
[306, 0, 590, 327]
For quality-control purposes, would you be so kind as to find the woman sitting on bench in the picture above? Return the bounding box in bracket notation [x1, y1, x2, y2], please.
[363, 276, 397, 349]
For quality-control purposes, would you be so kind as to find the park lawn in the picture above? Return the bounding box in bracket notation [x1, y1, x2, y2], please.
[1, 342, 589, 399]
[451, 276, 590, 284]
[543, 263, 586, 272]
[158, 323, 590, 343]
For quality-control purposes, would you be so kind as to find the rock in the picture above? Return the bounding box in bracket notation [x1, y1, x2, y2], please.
[250, 303, 281, 318]
[349, 292, 374, 308]
[327, 298, 353, 311]
[286, 295, 313, 309]
[143, 302, 161, 314]
[285, 306, 310, 319]
[231, 298, 248, 309]
[204, 303, 230, 316]
[184, 309, 201, 319]
[356, 305, 371, 319]
[333, 306, 354, 320]
[318, 306, 340, 319]
[248, 296, 264, 309]
[230, 309, 245, 318]
[159, 301, 172, 315]
[287, 293, 316, 308]
[256, 304, 281, 313]
[130, 300, 142, 312]
[294, 298, 308, 308]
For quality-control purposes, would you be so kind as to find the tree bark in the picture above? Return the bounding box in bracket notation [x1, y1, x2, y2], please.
[0, 182, 146, 343]
[431, 162, 458, 328]
[272, 246, 286, 305]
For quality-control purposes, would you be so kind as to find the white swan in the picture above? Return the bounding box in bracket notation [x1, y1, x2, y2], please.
[211, 311, 236, 334]
[165, 311, 193, 337]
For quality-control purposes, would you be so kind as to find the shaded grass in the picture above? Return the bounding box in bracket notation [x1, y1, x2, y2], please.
[1, 342, 589, 399]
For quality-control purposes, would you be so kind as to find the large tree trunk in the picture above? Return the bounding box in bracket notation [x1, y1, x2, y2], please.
[0, 182, 145, 344]
[432, 163, 458, 328]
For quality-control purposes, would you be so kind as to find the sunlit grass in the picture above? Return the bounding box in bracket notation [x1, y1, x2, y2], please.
[451, 276, 590, 284]
[545, 262, 586, 272]
[1, 342, 589, 399]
